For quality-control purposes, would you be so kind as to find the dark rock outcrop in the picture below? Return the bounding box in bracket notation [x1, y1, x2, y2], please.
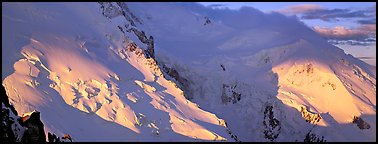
[300, 106, 321, 124]
[129, 28, 155, 59]
[220, 64, 226, 71]
[116, 2, 142, 26]
[99, 2, 155, 59]
[304, 131, 326, 142]
[221, 84, 241, 105]
[126, 42, 144, 57]
[146, 36, 154, 59]
[62, 134, 73, 142]
[1, 108, 18, 143]
[98, 2, 122, 19]
[204, 16, 211, 26]
[1, 85, 70, 142]
[99, 2, 141, 27]
[352, 116, 371, 130]
[19, 111, 46, 143]
[1, 85, 25, 143]
[161, 64, 192, 100]
[1, 84, 18, 116]
[263, 104, 281, 141]
[48, 132, 61, 142]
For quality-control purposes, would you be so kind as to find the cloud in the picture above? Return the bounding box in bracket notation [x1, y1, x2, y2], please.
[358, 24, 376, 32]
[328, 39, 375, 46]
[357, 18, 376, 24]
[278, 4, 376, 45]
[313, 24, 376, 41]
[357, 56, 375, 60]
[301, 8, 371, 22]
[277, 4, 324, 14]
[365, 5, 376, 15]
[277, 4, 375, 22]
[207, 4, 229, 9]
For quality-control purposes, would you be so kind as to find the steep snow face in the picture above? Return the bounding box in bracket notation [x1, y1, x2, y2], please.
[2, 2, 230, 141]
[118, 2, 376, 142]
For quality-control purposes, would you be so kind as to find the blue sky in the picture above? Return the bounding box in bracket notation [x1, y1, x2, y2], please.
[198, 2, 376, 66]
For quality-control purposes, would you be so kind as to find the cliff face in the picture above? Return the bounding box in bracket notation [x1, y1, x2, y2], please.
[1, 85, 26, 142]
[1, 85, 46, 143]
[19, 111, 46, 143]
[1, 85, 67, 142]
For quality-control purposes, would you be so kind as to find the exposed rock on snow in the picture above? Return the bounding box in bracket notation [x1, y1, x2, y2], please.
[19, 111, 46, 143]
[304, 131, 326, 142]
[263, 104, 281, 141]
[352, 116, 371, 130]
[300, 106, 322, 124]
[221, 83, 242, 105]
[1, 85, 26, 142]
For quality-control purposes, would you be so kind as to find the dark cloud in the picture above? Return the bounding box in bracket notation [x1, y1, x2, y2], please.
[301, 8, 371, 22]
[357, 18, 376, 24]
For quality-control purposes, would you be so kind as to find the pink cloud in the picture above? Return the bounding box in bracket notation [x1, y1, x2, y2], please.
[277, 4, 324, 14]
[358, 24, 376, 32]
[313, 24, 376, 40]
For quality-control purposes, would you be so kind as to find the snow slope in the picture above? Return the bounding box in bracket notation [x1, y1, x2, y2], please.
[2, 2, 231, 141]
[117, 2, 376, 142]
[2, 2, 376, 142]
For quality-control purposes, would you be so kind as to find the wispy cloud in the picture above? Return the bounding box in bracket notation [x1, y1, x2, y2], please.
[207, 4, 228, 9]
[302, 8, 372, 22]
[358, 24, 376, 32]
[357, 18, 376, 24]
[277, 4, 323, 14]
[277, 4, 375, 22]
[328, 39, 375, 46]
[357, 56, 375, 60]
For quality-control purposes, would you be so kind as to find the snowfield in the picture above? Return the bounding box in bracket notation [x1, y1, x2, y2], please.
[2, 2, 376, 142]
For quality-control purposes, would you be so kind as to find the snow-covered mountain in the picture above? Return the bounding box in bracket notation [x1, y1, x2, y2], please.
[2, 2, 376, 142]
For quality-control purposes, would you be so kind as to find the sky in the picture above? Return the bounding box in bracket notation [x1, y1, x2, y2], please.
[198, 2, 376, 66]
